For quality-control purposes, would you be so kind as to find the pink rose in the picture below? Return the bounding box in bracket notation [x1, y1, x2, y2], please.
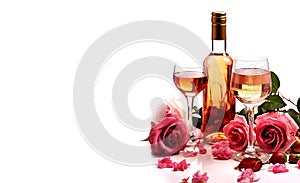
[254, 112, 299, 153]
[224, 115, 248, 152]
[148, 113, 189, 156]
[152, 98, 185, 124]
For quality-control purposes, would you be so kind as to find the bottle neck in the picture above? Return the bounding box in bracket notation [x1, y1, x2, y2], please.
[211, 18, 227, 54]
[212, 40, 227, 54]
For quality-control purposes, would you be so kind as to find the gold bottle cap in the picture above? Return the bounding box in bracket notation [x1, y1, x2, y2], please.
[211, 11, 227, 40]
[212, 11, 226, 25]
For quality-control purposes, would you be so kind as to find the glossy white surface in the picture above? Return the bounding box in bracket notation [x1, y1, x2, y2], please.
[149, 146, 300, 183]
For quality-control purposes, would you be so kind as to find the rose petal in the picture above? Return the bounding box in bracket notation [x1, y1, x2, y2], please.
[152, 102, 167, 124]
[157, 157, 173, 168]
[278, 113, 299, 134]
[173, 159, 190, 171]
[180, 177, 189, 183]
[192, 170, 209, 183]
[211, 141, 233, 160]
[164, 98, 186, 120]
[155, 115, 180, 131]
[237, 168, 260, 183]
[183, 151, 197, 157]
[268, 163, 289, 174]
[196, 140, 207, 155]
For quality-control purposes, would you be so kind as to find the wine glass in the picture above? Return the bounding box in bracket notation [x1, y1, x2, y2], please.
[230, 56, 272, 162]
[173, 65, 208, 145]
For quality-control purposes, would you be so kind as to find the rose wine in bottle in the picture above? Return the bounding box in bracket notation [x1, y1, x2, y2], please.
[202, 12, 236, 142]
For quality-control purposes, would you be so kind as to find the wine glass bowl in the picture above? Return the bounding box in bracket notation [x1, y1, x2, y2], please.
[230, 56, 272, 162]
[173, 65, 208, 143]
[173, 68, 208, 97]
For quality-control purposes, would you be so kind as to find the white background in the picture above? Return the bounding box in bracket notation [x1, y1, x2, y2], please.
[1, 0, 300, 182]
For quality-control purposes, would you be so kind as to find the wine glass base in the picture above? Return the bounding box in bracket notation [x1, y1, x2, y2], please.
[232, 148, 270, 162]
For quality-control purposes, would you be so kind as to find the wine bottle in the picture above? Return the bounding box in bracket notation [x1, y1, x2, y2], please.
[201, 11, 236, 142]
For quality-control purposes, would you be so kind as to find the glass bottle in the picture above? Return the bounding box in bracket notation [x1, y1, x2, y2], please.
[201, 11, 236, 143]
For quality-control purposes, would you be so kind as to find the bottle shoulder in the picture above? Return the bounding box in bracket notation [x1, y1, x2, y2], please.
[204, 53, 233, 65]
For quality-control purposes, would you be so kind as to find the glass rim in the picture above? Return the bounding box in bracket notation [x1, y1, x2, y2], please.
[234, 55, 268, 62]
[174, 65, 203, 69]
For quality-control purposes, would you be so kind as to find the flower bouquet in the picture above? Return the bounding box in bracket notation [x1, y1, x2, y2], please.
[145, 72, 300, 182]
[225, 72, 300, 155]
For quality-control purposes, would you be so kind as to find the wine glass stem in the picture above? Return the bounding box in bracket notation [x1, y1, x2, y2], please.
[246, 106, 255, 154]
[185, 96, 195, 135]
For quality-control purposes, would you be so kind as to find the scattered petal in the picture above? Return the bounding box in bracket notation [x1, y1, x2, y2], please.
[157, 157, 173, 168]
[196, 140, 207, 155]
[237, 168, 260, 183]
[298, 160, 300, 169]
[180, 177, 189, 183]
[183, 150, 197, 157]
[199, 148, 207, 155]
[212, 141, 233, 160]
[173, 159, 190, 171]
[192, 170, 209, 183]
[268, 163, 289, 174]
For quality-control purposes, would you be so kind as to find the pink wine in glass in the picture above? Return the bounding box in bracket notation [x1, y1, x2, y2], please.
[231, 68, 271, 105]
[173, 71, 208, 97]
[230, 56, 271, 162]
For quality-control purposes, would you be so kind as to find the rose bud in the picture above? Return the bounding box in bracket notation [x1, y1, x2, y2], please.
[235, 158, 263, 172]
[288, 154, 300, 164]
[269, 152, 287, 164]
[291, 136, 300, 154]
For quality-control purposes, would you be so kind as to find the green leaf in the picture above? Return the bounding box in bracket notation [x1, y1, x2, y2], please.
[192, 116, 202, 128]
[237, 107, 248, 121]
[297, 98, 300, 112]
[287, 109, 300, 128]
[199, 107, 202, 116]
[192, 107, 202, 128]
[271, 71, 280, 94]
[193, 106, 199, 114]
[141, 137, 149, 141]
[258, 95, 286, 112]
